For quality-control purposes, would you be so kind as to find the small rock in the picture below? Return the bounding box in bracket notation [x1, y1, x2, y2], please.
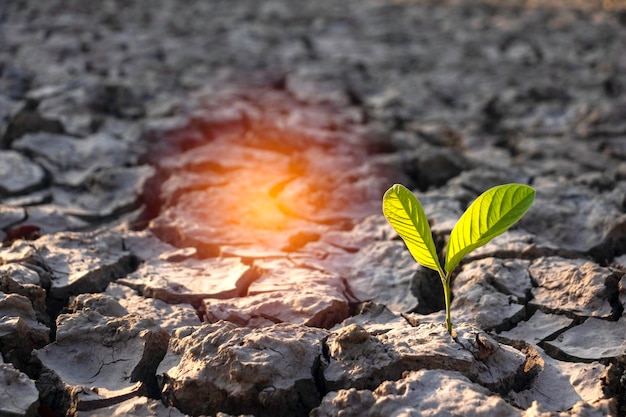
[36, 311, 169, 417]
[159, 321, 327, 417]
[0, 362, 39, 417]
[0, 150, 46, 197]
[544, 317, 626, 360]
[529, 257, 614, 318]
[312, 369, 522, 417]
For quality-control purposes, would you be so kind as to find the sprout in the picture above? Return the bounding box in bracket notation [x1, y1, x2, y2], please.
[383, 183, 535, 335]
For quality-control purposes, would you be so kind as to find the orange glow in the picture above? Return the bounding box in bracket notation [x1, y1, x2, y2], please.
[169, 118, 344, 250]
[229, 171, 294, 232]
[241, 190, 287, 231]
[151, 93, 385, 254]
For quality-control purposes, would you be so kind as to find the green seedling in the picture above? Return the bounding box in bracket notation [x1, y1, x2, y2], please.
[382, 183, 535, 335]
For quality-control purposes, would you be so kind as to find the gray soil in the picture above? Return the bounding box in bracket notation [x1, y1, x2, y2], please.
[1, 1, 625, 416]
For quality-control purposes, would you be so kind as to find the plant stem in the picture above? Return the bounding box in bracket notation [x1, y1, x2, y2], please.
[439, 272, 453, 335]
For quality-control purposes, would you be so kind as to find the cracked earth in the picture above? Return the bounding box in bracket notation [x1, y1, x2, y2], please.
[1, 0, 626, 416]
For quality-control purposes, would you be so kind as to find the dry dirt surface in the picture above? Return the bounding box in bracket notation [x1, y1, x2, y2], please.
[1, 1, 626, 416]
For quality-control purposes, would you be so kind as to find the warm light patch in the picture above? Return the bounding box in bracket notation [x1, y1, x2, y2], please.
[230, 171, 294, 232]
[170, 121, 338, 249]
[152, 96, 383, 253]
[241, 190, 286, 230]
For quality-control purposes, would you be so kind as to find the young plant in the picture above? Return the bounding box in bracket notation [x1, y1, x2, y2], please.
[382, 183, 535, 335]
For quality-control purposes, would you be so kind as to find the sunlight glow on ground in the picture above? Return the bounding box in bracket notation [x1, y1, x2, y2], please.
[170, 117, 344, 250]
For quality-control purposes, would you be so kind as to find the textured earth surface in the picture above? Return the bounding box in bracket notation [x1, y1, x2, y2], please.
[1, 0, 626, 416]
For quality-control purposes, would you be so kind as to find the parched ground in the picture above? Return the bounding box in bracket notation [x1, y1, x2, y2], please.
[1, 1, 626, 416]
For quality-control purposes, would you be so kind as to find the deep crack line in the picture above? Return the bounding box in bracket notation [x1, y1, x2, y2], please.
[89, 358, 132, 381]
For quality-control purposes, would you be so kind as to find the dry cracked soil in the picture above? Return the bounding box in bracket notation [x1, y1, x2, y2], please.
[1, 0, 626, 416]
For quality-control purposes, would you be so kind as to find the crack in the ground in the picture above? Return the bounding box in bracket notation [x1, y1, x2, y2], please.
[3, 1, 626, 415]
[606, 268, 626, 320]
[89, 357, 131, 381]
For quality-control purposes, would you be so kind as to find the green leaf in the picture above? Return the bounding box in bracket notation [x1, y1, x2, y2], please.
[383, 184, 443, 274]
[445, 183, 535, 274]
